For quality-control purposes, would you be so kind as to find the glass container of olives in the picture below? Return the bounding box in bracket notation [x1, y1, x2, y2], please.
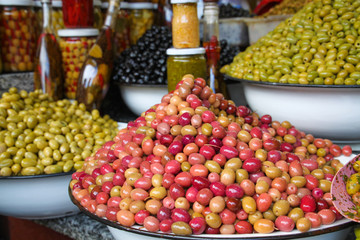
[166, 47, 207, 92]
[0, 0, 37, 72]
[127, 2, 155, 45]
[171, 0, 200, 48]
[58, 28, 99, 99]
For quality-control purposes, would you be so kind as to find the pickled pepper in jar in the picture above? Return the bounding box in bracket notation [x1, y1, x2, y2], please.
[34, 0, 64, 100]
[62, 0, 94, 28]
[76, 0, 120, 111]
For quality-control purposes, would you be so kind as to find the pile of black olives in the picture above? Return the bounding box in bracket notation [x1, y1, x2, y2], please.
[112, 26, 172, 85]
[219, 4, 253, 18]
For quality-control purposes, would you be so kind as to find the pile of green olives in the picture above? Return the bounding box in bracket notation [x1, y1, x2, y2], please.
[222, 0, 360, 85]
[0, 87, 119, 176]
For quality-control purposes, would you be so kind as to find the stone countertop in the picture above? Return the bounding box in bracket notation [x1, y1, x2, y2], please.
[34, 213, 114, 240]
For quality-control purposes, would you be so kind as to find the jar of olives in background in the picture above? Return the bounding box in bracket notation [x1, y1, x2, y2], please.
[58, 28, 99, 99]
[0, 0, 37, 73]
[127, 2, 155, 45]
[114, 2, 131, 56]
[166, 47, 207, 92]
[171, 0, 200, 48]
[35, 0, 65, 38]
[94, 0, 104, 29]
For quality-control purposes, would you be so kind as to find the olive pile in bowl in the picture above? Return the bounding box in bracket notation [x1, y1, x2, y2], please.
[70, 74, 353, 236]
[222, 0, 360, 86]
[0, 87, 119, 176]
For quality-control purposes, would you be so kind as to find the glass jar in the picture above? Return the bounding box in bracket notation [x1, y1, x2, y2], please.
[166, 47, 207, 92]
[58, 28, 99, 99]
[0, 0, 37, 72]
[171, 0, 199, 48]
[35, 0, 64, 37]
[62, 0, 94, 28]
[76, 0, 120, 111]
[114, 2, 130, 55]
[94, 0, 104, 29]
[128, 2, 155, 45]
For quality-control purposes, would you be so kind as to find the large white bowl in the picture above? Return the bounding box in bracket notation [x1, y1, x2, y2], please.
[119, 84, 168, 116]
[226, 77, 360, 143]
[0, 172, 79, 219]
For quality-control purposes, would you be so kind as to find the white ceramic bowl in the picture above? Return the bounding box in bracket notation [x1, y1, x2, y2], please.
[226, 77, 360, 143]
[0, 172, 79, 219]
[119, 84, 168, 116]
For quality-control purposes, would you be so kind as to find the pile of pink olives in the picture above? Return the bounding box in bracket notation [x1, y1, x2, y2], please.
[70, 75, 352, 235]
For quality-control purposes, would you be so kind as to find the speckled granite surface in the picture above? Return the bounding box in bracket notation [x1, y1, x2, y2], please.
[0, 72, 34, 94]
[34, 213, 114, 240]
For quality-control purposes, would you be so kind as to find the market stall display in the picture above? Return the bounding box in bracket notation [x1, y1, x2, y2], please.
[70, 75, 353, 237]
[0, 0, 37, 73]
[218, 3, 252, 18]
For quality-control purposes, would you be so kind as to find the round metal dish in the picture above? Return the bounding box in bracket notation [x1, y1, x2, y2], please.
[224, 75, 360, 143]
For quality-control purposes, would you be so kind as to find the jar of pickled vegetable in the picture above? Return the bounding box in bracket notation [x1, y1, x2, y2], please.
[58, 28, 99, 99]
[0, 0, 37, 72]
[62, 0, 94, 28]
[128, 2, 155, 45]
[94, 0, 104, 29]
[171, 0, 199, 48]
[35, 0, 64, 37]
[166, 47, 207, 92]
[114, 2, 130, 55]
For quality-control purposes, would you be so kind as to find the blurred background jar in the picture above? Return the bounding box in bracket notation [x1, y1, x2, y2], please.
[0, 0, 37, 73]
[171, 0, 200, 48]
[128, 2, 155, 45]
[58, 28, 99, 99]
[166, 47, 207, 92]
[114, 2, 130, 56]
[62, 0, 94, 28]
[35, 0, 64, 38]
[76, 0, 120, 111]
[94, 0, 103, 29]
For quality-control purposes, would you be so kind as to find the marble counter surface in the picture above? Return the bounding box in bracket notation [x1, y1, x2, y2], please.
[34, 213, 114, 240]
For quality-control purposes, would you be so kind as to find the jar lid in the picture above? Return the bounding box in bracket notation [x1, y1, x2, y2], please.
[170, 0, 198, 4]
[166, 47, 205, 55]
[58, 28, 99, 37]
[102, 1, 128, 9]
[94, 0, 102, 6]
[52, 0, 62, 7]
[127, 2, 155, 9]
[0, 0, 32, 6]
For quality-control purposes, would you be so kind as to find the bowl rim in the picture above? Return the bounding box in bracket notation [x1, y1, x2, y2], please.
[224, 75, 360, 88]
[0, 171, 74, 180]
[69, 186, 354, 240]
[116, 82, 167, 88]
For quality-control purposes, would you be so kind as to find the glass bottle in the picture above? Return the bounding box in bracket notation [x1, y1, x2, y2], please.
[76, 0, 120, 111]
[202, 0, 227, 96]
[34, 0, 64, 100]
